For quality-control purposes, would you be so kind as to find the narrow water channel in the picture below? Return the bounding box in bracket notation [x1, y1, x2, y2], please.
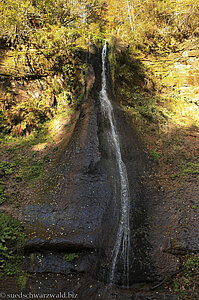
[99, 41, 131, 287]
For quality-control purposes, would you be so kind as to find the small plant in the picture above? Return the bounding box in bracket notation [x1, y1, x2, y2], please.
[17, 273, 29, 290]
[29, 253, 35, 269]
[64, 252, 79, 262]
[173, 281, 180, 293]
[150, 150, 161, 163]
[0, 161, 16, 177]
[170, 174, 177, 179]
[181, 162, 199, 177]
[183, 255, 199, 277]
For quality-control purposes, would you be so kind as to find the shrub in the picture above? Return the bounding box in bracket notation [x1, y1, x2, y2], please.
[0, 212, 25, 277]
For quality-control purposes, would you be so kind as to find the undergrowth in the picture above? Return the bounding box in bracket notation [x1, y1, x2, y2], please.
[0, 212, 28, 287]
[110, 39, 199, 137]
[172, 255, 199, 299]
[0, 110, 73, 207]
[0, 161, 15, 204]
[170, 162, 199, 181]
[181, 162, 199, 177]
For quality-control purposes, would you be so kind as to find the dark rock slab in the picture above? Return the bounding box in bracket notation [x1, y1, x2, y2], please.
[21, 98, 112, 254]
[22, 250, 97, 275]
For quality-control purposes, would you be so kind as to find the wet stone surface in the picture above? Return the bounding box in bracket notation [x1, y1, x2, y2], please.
[21, 98, 112, 245]
[22, 250, 97, 275]
[0, 273, 178, 299]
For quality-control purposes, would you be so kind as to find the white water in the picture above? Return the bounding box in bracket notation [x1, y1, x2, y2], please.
[100, 41, 131, 286]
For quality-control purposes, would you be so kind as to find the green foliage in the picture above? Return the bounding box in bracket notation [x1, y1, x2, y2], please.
[183, 255, 199, 277]
[0, 212, 25, 277]
[0, 112, 76, 187]
[64, 252, 79, 262]
[150, 150, 161, 163]
[6, 147, 16, 155]
[109, 0, 199, 49]
[0, 0, 105, 134]
[0, 182, 6, 205]
[171, 162, 199, 180]
[17, 273, 29, 290]
[0, 162, 16, 204]
[14, 153, 44, 182]
[0, 0, 30, 40]
[19, 163, 44, 182]
[0, 92, 52, 136]
[0, 162, 16, 177]
[172, 255, 199, 299]
[181, 162, 199, 177]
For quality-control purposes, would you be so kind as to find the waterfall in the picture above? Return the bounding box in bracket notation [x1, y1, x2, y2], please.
[99, 41, 131, 286]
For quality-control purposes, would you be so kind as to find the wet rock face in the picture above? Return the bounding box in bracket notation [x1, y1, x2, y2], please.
[22, 250, 97, 275]
[0, 273, 178, 299]
[21, 98, 113, 267]
[20, 48, 114, 278]
[17, 45, 181, 294]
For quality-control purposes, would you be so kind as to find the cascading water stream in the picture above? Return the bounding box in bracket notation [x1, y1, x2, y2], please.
[99, 41, 131, 286]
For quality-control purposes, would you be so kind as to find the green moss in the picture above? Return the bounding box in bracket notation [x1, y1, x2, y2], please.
[64, 252, 79, 262]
